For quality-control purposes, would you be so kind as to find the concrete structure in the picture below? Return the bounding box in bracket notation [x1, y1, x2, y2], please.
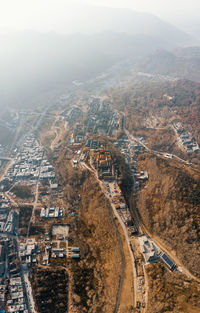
[139, 235, 158, 264]
[94, 148, 115, 180]
[40, 207, 62, 218]
[160, 252, 175, 270]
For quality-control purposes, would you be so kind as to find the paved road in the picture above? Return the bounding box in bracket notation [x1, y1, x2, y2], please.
[110, 195, 137, 308]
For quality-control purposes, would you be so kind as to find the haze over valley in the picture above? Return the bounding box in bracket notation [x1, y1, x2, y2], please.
[0, 1, 200, 313]
[0, 4, 198, 109]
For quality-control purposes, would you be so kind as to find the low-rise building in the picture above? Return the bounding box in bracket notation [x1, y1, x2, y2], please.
[139, 235, 158, 264]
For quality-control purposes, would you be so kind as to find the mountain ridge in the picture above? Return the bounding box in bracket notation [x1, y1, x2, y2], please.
[135, 47, 200, 82]
[0, 7, 198, 108]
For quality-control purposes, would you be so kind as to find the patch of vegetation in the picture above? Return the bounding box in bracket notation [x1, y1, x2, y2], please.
[39, 185, 49, 196]
[30, 268, 68, 313]
[12, 185, 33, 199]
[71, 262, 97, 311]
[29, 225, 44, 236]
[0, 179, 12, 191]
[19, 206, 33, 236]
[137, 155, 200, 278]
[146, 262, 200, 313]
[55, 146, 123, 312]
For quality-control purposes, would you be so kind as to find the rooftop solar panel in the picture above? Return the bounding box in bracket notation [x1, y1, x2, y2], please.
[161, 253, 175, 269]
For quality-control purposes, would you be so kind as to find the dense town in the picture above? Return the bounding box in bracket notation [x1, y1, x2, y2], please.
[1, 3, 200, 313]
[0, 94, 184, 313]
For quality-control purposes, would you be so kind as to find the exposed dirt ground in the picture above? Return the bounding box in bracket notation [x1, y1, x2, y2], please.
[54, 146, 127, 312]
[117, 221, 134, 313]
[137, 154, 200, 279]
[69, 172, 122, 312]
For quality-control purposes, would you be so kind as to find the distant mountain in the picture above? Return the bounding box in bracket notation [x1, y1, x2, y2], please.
[0, 29, 191, 108]
[0, 7, 197, 109]
[59, 6, 194, 46]
[174, 46, 200, 58]
[173, 17, 200, 41]
[136, 47, 200, 82]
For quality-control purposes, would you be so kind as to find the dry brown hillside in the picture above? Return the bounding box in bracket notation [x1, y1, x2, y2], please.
[55, 148, 126, 312]
[108, 79, 200, 161]
[137, 154, 200, 278]
[146, 262, 200, 313]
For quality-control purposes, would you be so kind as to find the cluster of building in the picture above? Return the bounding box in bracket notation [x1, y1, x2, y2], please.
[50, 246, 80, 260]
[93, 148, 116, 180]
[173, 121, 199, 153]
[3, 212, 16, 234]
[69, 124, 87, 147]
[85, 139, 101, 150]
[0, 132, 60, 311]
[68, 96, 120, 150]
[66, 107, 83, 126]
[42, 246, 80, 264]
[67, 247, 80, 259]
[0, 193, 16, 235]
[40, 226, 80, 265]
[114, 135, 148, 190]
[107, 182, 138, 235]
[51, 246, 80, 260]
[19, 239, 39, 267]
[0, 236, 29, 313]
[139, 235, 158, 264]
[85, 97, 119, 136]
[4, 134, 56, 182]
[0, 194, 23, 312]
[117, 204, 138, 236]
[40, 207, 63, 218]
[0, 239, 6, 280]
[6, 277, 28, 313]
[139, 235, 175, 270]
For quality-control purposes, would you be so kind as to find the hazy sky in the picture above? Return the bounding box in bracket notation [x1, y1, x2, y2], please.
[0, 0, 199, 33]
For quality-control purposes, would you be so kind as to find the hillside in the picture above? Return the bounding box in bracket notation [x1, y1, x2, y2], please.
[0, 7, 195, 109]
[146, 263, 200, 313]
[59, 6, 193, 45]
[108, 79, 200, 162]
[54, 149, 126, 312]
[136, 47, 200, 82]
[137, 154, 200, 278]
